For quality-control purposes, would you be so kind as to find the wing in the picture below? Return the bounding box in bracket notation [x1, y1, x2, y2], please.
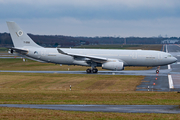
[57, 48, 107, 63]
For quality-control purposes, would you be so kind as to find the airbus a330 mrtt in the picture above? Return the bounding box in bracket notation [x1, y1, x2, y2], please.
[6, 22, 177, 73]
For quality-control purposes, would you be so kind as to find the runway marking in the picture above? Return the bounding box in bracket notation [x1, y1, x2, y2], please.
[168, 65, 171, 69]
[166, 45, 174, 89]
[171, 74, 180, 88]
[168, 75, 174, 89]
[168, 65, 174, 89]
[175, 44, 180, 48]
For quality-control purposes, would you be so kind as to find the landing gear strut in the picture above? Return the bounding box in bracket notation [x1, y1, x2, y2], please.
[86, 62, 98, 73]
[86, 68, 98, 73]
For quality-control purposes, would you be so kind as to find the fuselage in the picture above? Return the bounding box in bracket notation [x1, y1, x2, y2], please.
[23, 47, 177, 67]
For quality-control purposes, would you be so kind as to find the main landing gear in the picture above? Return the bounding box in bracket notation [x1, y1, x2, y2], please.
[86, 68, 98, 73]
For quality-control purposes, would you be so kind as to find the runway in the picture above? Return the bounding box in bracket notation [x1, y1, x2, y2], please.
[0, 57, 21, 58]
[168, 45, 180, 90]
[0, 69, 170, 76]
[0, 104, 179, 114]
[0, 53, 22, 58]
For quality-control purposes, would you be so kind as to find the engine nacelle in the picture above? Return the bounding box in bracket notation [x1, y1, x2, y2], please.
[102, 61, 124, 71]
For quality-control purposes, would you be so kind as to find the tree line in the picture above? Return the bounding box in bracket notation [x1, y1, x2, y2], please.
[0, 33, 179, 47]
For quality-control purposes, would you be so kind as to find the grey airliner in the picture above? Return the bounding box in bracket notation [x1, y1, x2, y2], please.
[6, 22, 177, 73]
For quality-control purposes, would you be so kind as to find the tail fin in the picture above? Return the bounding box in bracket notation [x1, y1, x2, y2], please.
[6, 21, 41, 48]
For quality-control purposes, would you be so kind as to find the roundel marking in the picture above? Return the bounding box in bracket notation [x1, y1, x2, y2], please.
[18, 30, 23, 36]
[34, 51, 38, 55]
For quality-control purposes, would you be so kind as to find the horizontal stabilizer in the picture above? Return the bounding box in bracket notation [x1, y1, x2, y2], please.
[8, 47, 28, 54]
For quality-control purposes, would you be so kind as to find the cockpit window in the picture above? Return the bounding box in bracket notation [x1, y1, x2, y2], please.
[167, 55, 172, 57]
[168, 55, 171, 57]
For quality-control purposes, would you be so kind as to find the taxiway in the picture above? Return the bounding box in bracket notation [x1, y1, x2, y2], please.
[0, 104, 179, 114]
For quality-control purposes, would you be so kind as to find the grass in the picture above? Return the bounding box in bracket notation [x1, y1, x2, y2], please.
[0, 47, 7, 51]
[0, 107, 180, 120]
[1, 92, 180, 105]
[0, 47, 9, 54]
[0, 73, 180, 105]
[1, 73, 139, 92]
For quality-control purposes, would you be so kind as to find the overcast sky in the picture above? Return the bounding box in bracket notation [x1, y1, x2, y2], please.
[0, 0, 180, 37]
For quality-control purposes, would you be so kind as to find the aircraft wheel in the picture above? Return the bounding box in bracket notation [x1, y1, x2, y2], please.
[86, 69, 91, 73]
[156, 70, 159, 74]
[92, 68, 98, 73]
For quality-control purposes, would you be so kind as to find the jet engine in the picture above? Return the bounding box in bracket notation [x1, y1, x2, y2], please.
[102, 61, 124, 71]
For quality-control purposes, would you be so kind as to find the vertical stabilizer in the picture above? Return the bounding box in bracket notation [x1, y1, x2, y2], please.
[6, 22, 41, 48]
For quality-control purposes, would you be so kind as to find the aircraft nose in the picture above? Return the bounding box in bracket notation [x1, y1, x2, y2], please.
[172, 57, 177, 63]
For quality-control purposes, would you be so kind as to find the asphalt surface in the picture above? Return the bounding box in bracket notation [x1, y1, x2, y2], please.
[167, 44, 180, 91]
[0, 69, 170, 76]
[0, 57, 21, 58]
[137, 44, 180, 92]
[0, 104, 179, 114]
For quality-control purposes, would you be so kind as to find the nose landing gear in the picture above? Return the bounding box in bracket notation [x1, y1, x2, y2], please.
[156, 66, 160, 74]
[156, 70, 159, 74]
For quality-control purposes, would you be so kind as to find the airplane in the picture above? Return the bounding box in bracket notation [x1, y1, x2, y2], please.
[6, 22, 177, 74]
